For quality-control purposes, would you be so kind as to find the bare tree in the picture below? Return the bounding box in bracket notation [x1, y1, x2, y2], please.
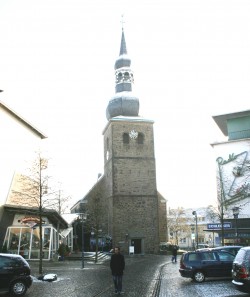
[43, 188, 71, 215]
[168, 207, 190, 245]
[10, 153, 56, 275]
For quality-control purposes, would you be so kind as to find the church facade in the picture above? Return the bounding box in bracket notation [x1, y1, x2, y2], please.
[71, 29, 167, 254]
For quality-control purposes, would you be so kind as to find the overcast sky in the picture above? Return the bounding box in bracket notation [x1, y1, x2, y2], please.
[0, 0, 250, 209]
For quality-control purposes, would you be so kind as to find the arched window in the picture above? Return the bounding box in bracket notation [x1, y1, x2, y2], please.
[137, 133, 144, 144]
[123, 133, 129, 144]
[124, 72, 130, 82]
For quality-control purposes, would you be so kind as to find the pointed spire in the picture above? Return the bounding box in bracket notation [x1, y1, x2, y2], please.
[106, 24, 139, 120]
[119, 29, 127, 56]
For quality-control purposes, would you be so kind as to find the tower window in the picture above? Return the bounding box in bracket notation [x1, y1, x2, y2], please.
[137, 133, 144, 144]
[116, 72, 123, 83]
[124, 72, 130, 82]
[123, 133, 129, 144]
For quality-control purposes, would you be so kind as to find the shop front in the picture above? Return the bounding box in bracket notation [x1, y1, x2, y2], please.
[205, 218, 250, 247]
[0, 205, 71, 260]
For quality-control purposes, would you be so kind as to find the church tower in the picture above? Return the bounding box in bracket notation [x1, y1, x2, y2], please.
[103, 28, 164, 254]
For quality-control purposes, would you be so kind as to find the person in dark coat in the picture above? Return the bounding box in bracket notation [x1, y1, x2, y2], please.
[110, 247, 125, 295]
[172, 245, 178, 263]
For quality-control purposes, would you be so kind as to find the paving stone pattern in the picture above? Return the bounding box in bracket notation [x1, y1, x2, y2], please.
[23, 254, 170, 297]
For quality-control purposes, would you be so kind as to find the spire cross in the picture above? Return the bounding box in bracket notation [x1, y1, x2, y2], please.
[121, 14, 125, 30]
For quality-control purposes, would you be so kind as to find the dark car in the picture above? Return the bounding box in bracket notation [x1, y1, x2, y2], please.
[179, 249, 235, 282]
[212, 245, 242, 256]
[0, 253, 32, 296]
[232, 246, 250, 293]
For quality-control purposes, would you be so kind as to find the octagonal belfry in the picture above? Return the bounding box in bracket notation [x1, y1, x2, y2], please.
[106, 28, 139, 120]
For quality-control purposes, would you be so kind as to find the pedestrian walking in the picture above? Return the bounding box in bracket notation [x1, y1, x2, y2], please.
[110, 247, 125, 295]
[171, 245, 178, 263]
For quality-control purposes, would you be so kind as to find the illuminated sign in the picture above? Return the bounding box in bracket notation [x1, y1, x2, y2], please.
[207, 222, 232, 230]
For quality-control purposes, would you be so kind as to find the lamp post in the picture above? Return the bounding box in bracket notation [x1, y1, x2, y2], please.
[192, 211, 198, 250]
[232, 207, 240, 244]
[191, 224, 195, 250]
[79, 213, 86, 269]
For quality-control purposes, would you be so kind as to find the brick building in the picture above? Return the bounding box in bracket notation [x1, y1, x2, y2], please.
[71, 29, 167, 254]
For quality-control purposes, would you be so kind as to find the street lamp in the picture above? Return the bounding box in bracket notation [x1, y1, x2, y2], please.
[192, 211, 198, 250]
[191, 224, 195, 250]
[79, 213, 86, 269]
[232, 206, 240, 244]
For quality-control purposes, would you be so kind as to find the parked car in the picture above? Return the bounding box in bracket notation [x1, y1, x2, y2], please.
[212, 245, 242, 256]
[198, 244, 209, 249]
[179, 249, 235, 282]
[0, 253, 32, 296]
[232, 246, 250, 293]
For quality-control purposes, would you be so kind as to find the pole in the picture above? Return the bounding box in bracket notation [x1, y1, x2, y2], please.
[234, 215, 238, 244]
[195, 216, 198, 250]
[221, 202, 225, 246]
[233, 207, 239, 245]
[191, 225, 195, 251]
[81, 217, 84, 269]
[192, 211, 198, 250]
[39, 157, 43, 275]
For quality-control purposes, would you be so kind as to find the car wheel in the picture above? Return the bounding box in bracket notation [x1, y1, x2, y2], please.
[9, 280, 27, 296]
[193, 271, 205, 283]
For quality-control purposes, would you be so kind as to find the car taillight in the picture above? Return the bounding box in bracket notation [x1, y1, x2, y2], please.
[180, 262, 186, 269]
[239, 267, 249, 279]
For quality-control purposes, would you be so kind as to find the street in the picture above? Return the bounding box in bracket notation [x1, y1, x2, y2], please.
[6, 254, 249, 297]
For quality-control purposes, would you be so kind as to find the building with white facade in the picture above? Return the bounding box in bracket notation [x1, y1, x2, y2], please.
[212, 110, 250, 245]
[0, 97, 72, 260]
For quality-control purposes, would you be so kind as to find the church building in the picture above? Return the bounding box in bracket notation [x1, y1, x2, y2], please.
[71, 29, 167, 254]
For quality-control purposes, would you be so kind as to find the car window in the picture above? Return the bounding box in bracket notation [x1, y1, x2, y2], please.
[217, 251, 235, 261]
[201, 252, 216, 260]
[188, 253, 200, 262]
[219, 248, 238, 256]
[242, 250, 250, 268]
[0, 256, 21, 268]
[235, 249, 246, 263]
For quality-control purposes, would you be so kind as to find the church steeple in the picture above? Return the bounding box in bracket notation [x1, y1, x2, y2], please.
[119, 28, 127, 55]
[106, 27, 139, 121]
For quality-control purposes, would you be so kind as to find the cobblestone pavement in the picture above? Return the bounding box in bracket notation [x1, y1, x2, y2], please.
[19, 254, 170, 297]
[159, 257, 247, 297]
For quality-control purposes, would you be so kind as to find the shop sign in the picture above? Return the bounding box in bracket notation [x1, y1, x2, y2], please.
[207, 222, 232, 230]
[20, 216, 45, 228]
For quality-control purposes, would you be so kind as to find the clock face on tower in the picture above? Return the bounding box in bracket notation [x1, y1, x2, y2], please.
[129, 129, 138, 139]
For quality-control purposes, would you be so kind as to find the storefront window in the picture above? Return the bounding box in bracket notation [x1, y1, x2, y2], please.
[30, 228, 40, 259]
[3, 228, 10, 251]
[52, 228, 57, 259]
[43, 228, 51, 259]
[20, 228, 31, 259]
[9, 228, 21, 254]
[3, 224, 70, 261]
